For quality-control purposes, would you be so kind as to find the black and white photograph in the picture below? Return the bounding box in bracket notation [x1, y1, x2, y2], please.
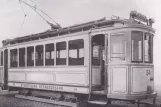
[0, 0, 160, 107]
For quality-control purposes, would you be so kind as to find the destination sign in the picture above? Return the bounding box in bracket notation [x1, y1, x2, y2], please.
[21, 83, 64, 91]
[8, 82, 89, 94]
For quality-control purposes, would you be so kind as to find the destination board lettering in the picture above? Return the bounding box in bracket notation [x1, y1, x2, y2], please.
[20, 83, 63, 91]
[9, 82, 89, 93]
[21, 84, 38, 88]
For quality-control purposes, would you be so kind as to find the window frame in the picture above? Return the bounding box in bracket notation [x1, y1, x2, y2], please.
[19, 47, 26, 67]
[27, 46, 34, 67]
[92, 43, 101, 66]
[144, 32, 153, 63]
[56, 41, 67, 65]
[131, 31, 143, 63]
[68, 39, 84, 66]
[45, 43, 55, 66]
[0, 51, 3, 66]
[35, 45, 44, 66]
[110, 33, 127, 62]
[10, 49, 18, 67]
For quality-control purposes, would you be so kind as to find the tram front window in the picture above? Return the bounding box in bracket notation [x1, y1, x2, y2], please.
[144, 33, 153, 63]
[111, 33, 126, 61]
[131, 31, 143, 62]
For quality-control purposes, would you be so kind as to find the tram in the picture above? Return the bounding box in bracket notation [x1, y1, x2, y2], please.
[0, 11, 157, 107]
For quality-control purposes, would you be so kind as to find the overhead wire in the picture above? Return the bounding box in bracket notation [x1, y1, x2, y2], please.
[20, 0, 61, 27]
[17, 0, 27, 37]
[28, 0, 34, 3]
[20, 1, 50, 25]
[19, 0, 27, 17]
[18, 16, 26, 35]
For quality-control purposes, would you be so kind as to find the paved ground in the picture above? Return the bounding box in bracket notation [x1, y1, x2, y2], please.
[0, 90, 160, 107]
[0, 91, 55, 107]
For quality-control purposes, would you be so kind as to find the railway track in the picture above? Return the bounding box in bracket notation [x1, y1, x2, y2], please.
[0, 90, 161, 107]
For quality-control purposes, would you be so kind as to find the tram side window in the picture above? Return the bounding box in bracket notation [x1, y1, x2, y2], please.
[144, 33, 153, 63]
[111, 34, 126, 61]
[131, 31, 143, 62]
[19, 48, 25, 67]
[56, 42, 66, 65]
[27, 46, 34, 66]
[45, 43, 54, 66]
[92, 43, 101, 66]
[36, 45, 44, 66]
[69, 39, 84, 65]
[10, 49, 18, 67]
[1, 51, 3, 66]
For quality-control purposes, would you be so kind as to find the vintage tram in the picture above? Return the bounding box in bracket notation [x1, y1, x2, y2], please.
[0, 11, 157, 107]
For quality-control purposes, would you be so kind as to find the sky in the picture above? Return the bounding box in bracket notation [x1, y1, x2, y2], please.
[0, 0, 161, 84]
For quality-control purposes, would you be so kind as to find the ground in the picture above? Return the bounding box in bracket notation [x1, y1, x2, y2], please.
[155, 84, 161, 104]
[0, 86, 161, 107]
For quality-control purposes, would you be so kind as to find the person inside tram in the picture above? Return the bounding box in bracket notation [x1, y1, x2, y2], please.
[100, 46, 106, 86]
[92, 34, 106, 87]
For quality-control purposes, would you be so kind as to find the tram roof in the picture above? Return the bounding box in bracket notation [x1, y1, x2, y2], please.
[2, 18, 150, 46]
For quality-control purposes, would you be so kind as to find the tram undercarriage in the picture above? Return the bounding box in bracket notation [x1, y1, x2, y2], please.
[8, 86, 157, 107]
[14, 88, 88, 107]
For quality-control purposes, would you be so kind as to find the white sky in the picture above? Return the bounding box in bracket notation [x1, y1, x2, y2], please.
[0, 0, 160, 84]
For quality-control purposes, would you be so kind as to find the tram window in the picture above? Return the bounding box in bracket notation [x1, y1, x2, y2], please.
[144, 33, 153, 63]
[19, 48, 25, 67]
[69, 39, 84, 65]
[10, 49, 18, 67]
[131, 31, 143, 62]
[56, 42, 66, 65]
[27, 46, 34, 66]
[92, 43, 101, 66]
[1, 51, 3, 66]
[36, 45, 44, 66]
[111, 34, 126, 61]
[45, 43, 54, 65]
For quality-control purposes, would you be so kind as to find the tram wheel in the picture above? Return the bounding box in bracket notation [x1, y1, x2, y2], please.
[137, 100, 140, 107]
[106, 99, 111, 105]
[153, 98, 156, 104]
[129, 100, 136, 104]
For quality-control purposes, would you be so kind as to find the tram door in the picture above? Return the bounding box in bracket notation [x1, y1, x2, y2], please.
[91, 34, 108, 92]
[3, 49, 8, 89]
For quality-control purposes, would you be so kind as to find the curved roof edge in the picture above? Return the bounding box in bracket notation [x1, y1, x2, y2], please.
[2, 18, 153, 46]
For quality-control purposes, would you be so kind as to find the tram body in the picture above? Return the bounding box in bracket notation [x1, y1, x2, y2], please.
[0, 11, 157, 104]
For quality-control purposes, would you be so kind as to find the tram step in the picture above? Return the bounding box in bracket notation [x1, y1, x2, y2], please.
[92, 90, 106, 95]
[88, 100, 107, 105]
